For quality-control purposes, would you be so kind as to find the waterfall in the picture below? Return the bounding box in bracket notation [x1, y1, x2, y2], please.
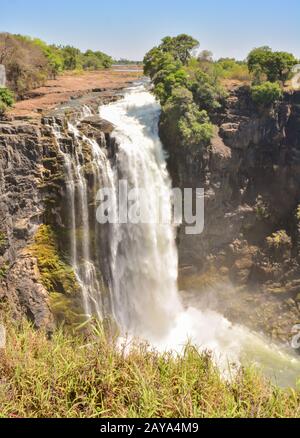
[48, 81, 300, 385]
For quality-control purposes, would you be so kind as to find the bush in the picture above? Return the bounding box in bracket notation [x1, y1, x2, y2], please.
[161, 87, 214, 147]
[266, 230, 291, 249]
[251, 81, 283, 107]
[188, 68, 226, 112]
[32, 38, 64, 78]
[214, 58, 251, 81]
[0, 87, 14, 106]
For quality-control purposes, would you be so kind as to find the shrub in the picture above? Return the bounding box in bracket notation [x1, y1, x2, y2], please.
[215, 58, 251, 81]
[251, 81, 283, 107]
[0, 87, 14, 106]
[0, 33, 50, 98]
[188, 68, 226, 112]
[266, 230, 291, 250]
[161, 87, 214, 147]
[0, 101, 7, 115]
[32, 38, 64, 78]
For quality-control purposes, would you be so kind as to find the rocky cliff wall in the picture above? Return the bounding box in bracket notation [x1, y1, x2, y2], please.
[0, 92, 117, 330]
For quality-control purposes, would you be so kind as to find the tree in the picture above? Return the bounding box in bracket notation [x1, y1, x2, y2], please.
[247, 47, 298, 83]
[32, 39, 64, 78]
[160, 87, 213, 147]
[159, 34, 199, 65]
[0, 33, 50, 97]
[188, 68, 226, 112]
[197, 50, 213, 63]
[144, 34, 199, 79]
[251, 81, 283, 107]
[61, 46, 83, 70]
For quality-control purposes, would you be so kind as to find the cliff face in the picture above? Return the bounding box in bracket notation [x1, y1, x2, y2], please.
[161, 87, 300, 342]
[0, 92, 117, 330]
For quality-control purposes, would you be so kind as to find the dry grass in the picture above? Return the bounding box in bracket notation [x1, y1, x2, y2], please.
[0, 317, 299, 419]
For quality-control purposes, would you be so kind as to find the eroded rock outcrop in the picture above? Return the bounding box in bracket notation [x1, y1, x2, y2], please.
[0, 91, 117, 330]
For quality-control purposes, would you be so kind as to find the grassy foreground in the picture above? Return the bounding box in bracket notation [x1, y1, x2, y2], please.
[0, 319, 299, 418]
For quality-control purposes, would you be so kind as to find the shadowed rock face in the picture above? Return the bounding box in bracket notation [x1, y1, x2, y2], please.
[0, 119, 51, 328]
[160, 86, 300, 343]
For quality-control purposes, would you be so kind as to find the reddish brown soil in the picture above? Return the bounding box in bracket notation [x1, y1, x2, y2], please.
[10, 69, 143, 118]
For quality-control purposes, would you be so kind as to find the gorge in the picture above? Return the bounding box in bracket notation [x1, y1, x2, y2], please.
[1, 0, 300, 417]
[1, 75, 300, 388]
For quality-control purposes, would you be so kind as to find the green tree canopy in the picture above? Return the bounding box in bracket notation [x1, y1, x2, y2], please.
[160, 86, 213, 147]
[159, 34, 199, 64]
[144, 34, 199, 79]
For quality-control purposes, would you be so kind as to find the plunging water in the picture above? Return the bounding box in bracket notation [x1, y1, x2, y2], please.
[100, 83, 181, 340]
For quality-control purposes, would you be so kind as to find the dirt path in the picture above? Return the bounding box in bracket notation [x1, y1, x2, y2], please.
[10, 68, 143, 118]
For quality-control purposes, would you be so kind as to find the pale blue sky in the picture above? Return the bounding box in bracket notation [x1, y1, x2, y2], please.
[1, 0, 299, 60]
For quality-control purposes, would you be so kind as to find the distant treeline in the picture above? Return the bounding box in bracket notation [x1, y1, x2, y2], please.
[0, 33, 113, 98]
[114, 59, 143, 65]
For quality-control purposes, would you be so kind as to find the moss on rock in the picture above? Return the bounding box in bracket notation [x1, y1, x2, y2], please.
[30, 225, 79, 296]
[29, 225, 83, 325]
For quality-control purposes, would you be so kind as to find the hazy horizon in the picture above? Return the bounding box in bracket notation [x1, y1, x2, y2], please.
[1, 0, 300, 61]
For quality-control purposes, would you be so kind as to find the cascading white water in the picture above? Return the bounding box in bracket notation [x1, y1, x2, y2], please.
[100, 81, 300, 386]
[100, 82, 243, 356]
[100, 82, 181, 340]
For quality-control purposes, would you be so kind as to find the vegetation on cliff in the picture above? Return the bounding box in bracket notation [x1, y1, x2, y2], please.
[0, 87, 14, 115]
[145, 35, 299, 142]
[0, 317, 299, 418]
[29, 225, 81, 325]
[0, 33, 113, 99]
[247, 46, 298, 107]
[251, 81, 283, 107]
